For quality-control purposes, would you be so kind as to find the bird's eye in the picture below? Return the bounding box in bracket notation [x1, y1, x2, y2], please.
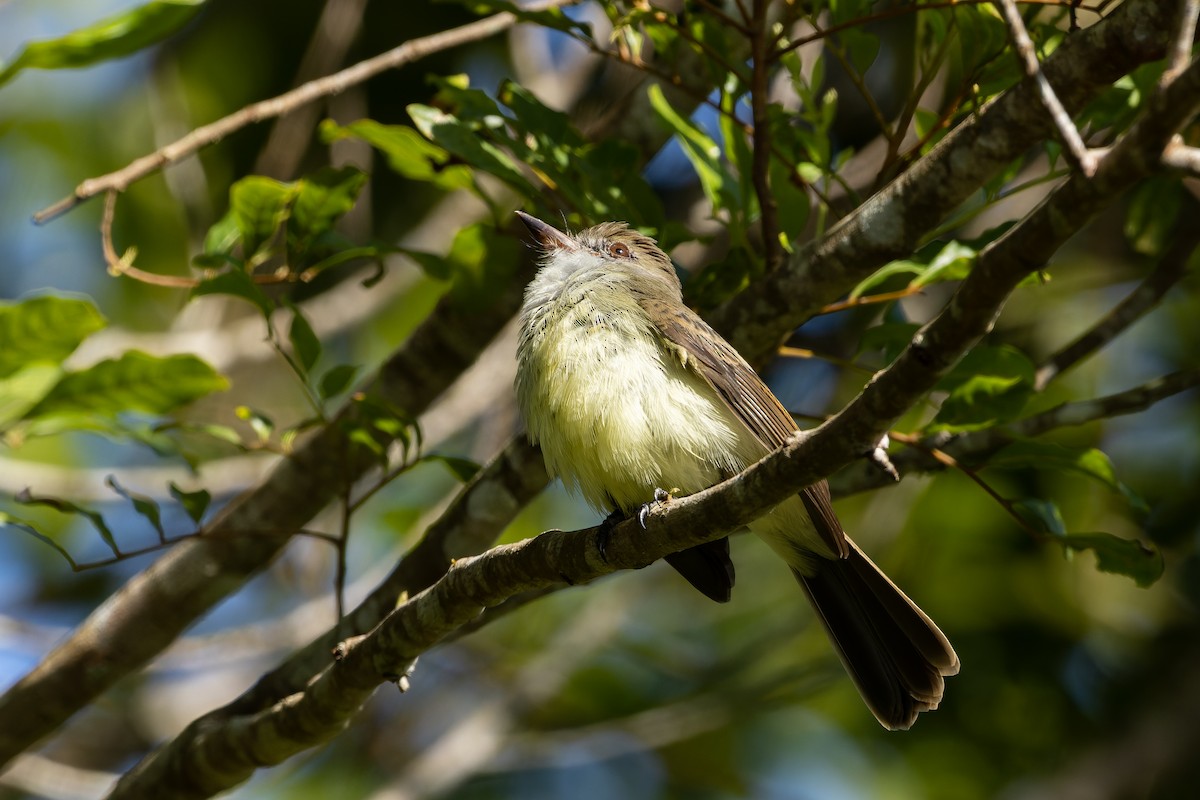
[608, 242, 631, 259]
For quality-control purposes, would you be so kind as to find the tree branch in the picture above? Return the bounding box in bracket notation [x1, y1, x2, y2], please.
[0, 266, 531, 770]
[105, 51, 1200, 797]
[1035, 238, 1197, 390]
[31, 0, 582, 224]
[995, 0, 1104, 175]
[710, 0, 1179, 363]
[0, 3, 743, 771]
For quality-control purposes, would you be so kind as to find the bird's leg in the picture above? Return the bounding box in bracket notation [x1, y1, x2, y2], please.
[596, 507, 626, 563]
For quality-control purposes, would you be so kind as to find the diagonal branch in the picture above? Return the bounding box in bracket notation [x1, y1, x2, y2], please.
[1034, 238, 1197, 390]
[0, 265, 531, 770]
[995, 0, 1105, 175]
[106, 52, 1200, 800]
[0, 2, 744, 771]
[710, 0, 1179, 363]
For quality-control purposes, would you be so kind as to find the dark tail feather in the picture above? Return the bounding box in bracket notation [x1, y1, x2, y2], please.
[796, 540, 959, 730]
[665, 537, 735, 603]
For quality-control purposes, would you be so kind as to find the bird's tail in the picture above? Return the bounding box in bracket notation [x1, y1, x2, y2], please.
[795, 540, 959, 730]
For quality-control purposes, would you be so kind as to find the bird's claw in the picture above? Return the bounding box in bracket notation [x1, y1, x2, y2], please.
[638, 487, 677, 529]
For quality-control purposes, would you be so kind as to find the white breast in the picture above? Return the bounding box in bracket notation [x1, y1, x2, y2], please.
[516, 269, 762, 513]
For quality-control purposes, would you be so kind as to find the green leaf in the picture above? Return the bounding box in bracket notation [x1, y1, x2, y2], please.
[769, 159, 810, 242]
[236, 405, 274, 442]
[929, 345, 1035, 432]
[105, 475, 165, 539]
[169, 482, 211, 526]
[286, 304, 321, 374]
[849, 261, 925, 301]
[229, 176, 298, 257]
[1124, 177, 1182, 257]
[0, 295, 107, 378]
[0, 364, 62, 429]
[910, 241, 977, 287]
[191, 269, 274, 319]
[990, 440, 1151, 517]
[198, 210, 242, 264]
[839, 28, 880, 76]
[320, 119, 472, 190]
[407, 104, 535, 197]
[1012, 497, 1066, 537]
[14, 488, 119, 555]
[25, 352, 228, 420]
[0, 0, 206, 88]
[1060, 533, 1164, 587]
[647, 83, 737, 215]
[291, 166, 368, 241]
[0, 512, 79, 568]
[319, 364, 360, 400]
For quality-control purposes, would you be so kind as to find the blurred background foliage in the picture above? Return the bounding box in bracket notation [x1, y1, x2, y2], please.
[1, 0, 1199, 798]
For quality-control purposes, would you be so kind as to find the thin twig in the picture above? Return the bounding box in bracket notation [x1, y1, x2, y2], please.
[1162, 138, 1200, 176]
[889, 432, 1049, 541]
[100, 191, 196, 288]
[995, 0, 1103, 176]
[1163, 0, 1200, 81]
[1035, 241, 1196, 390]
[254, 0, 370, 178]
[694, 0, 752, 34]
[818, 286, 925, 315]
[34, 0, 581, 224]
[774, 0, 1097, 59]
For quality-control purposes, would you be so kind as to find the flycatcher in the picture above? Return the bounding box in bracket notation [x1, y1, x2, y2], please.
[514, 211, 958, 730]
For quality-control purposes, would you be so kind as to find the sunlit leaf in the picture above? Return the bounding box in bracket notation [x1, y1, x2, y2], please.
[0, 295, 106, 378]
[0, 364, 63, 429]
[407, 104, 535, 196]
[0, 0, 207, 88]
[25, 352, 228, 419]
[647, 84, 737, 215]
[230, 176, 297, 257]
[320, 119, 472, 190]
[291, 166, 368, 241]
[236, 405, 274, 442]
[910, 241, 977, 288]
[929, 345, 1035, 432]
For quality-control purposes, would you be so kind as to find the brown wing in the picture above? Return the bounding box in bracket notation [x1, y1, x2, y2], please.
[641, 297, 849, 558]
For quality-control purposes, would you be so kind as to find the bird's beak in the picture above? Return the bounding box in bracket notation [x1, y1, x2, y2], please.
[515, 211, 578, 252]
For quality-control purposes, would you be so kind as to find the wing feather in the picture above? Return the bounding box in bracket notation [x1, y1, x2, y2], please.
[641, 297, 849, 558]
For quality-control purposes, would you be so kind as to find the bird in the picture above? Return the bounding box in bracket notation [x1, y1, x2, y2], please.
[513, 210, 958, 729]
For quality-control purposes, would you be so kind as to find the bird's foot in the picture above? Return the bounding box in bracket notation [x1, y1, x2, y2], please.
[638, 487, 679, 529]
